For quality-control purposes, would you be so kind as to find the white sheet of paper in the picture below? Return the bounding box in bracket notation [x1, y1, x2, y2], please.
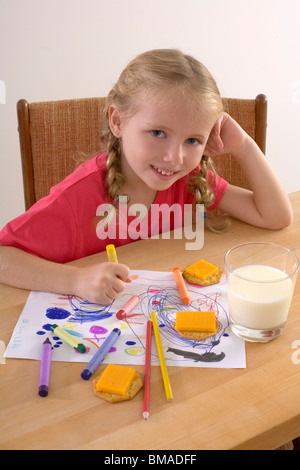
[5, 270, 246, 368]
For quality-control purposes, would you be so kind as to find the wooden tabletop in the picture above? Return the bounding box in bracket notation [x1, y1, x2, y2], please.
[1, 191, 300, 450]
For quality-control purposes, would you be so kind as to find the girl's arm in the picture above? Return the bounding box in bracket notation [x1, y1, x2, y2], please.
[0, 244, 130, 304]
[205, 113, 293, 229]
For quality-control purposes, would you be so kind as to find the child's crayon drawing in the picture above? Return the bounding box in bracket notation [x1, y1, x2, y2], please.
[4, 271, 245, 368]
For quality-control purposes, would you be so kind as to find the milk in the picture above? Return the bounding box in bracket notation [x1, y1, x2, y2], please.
[227, 265, 293, 329]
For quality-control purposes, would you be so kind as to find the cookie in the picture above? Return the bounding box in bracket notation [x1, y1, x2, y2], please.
[177, 320, 221, 341]
[92, 367, 143, 403]
[183, 268, 223, 286]
[182, 259, 223, 286]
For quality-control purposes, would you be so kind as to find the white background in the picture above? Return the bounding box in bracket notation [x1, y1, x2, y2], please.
[0, 0, 299, 229]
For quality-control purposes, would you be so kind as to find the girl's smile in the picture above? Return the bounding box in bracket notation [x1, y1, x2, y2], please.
[151, 165, 179, 178]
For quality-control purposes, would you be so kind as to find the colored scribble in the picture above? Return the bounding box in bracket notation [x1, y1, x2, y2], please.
[46, 307, 70, 320]
[67, 296, 114, 323]
[134, 284, 230, 364]
[7, 270, 245, 368]
[34, 278, 230, 364]
[125, 347, 145, 356]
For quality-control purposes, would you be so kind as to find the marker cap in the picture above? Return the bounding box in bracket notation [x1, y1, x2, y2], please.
[81, 369, 92, 381]
[39, 385, 49, 397]
[50, 324, 58, 333]
[75, 343, 87, 354]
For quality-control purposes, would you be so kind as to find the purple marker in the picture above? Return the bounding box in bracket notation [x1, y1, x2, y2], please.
[39, 338, 52, 397]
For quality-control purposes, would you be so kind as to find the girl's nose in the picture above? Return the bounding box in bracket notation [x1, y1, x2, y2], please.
[163, 144, 184, 167]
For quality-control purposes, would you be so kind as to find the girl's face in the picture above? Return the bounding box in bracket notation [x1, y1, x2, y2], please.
[109, 88, 218, 196]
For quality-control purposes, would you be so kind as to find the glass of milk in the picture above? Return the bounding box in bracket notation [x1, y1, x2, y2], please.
[224, 242, 299, 342]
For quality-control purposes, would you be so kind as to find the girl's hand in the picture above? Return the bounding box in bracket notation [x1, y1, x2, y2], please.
[204, 112, 248, 157]
[74, 262, 131, 305]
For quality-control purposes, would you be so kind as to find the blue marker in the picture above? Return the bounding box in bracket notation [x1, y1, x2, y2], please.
[81, 328, 121, 380]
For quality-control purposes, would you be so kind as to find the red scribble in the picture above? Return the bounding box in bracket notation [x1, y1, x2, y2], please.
[195, 291, 222, 319]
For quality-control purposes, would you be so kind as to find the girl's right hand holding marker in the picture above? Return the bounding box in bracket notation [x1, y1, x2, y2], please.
[74, 262, 131, 305]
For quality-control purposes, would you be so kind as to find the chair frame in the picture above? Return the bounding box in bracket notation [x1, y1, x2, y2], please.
[17, 95, 267, 211]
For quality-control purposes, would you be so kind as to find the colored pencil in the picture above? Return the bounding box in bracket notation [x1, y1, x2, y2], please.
[150, 311, 173, 402]
[143, 320, 152, 419]
[172, 267, 190, 305]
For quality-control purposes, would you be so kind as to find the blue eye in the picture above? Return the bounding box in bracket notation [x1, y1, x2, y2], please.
[186, 138, 200, 146]
[151, 130, 165, 138]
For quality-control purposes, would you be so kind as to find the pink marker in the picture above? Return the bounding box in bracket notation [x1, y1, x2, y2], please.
[116, 295, 140, 320]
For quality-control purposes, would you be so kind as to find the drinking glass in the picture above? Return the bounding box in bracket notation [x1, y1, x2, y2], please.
[224, 242, 299, 342]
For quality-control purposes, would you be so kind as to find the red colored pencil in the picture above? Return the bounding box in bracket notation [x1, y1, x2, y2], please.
[143, 320, 152, 420]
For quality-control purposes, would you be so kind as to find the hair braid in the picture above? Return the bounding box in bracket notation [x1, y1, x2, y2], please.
[105, 131, 127, 202]
[187, 155, 215, 208]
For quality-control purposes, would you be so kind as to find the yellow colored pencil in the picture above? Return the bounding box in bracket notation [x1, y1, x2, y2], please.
[150, 311, 173, 402]
[106, 244, 118, 263]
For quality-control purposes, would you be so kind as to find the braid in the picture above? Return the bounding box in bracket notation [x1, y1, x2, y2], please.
[105, 131, 127, 202]
[93, 129, 127, 233]
[188, 155, 230, 233]
[187, 155, 215, 208]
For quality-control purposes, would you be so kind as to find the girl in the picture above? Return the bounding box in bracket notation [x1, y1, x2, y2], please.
[0, 49, 293, 305]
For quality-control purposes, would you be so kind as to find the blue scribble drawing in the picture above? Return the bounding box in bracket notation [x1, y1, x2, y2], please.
[67, 295, 114, 323]
[126, 284, 230, 364]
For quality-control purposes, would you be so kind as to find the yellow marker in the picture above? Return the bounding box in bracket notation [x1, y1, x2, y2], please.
[106, 244, 118, 263]
[150, 311, 173, 402]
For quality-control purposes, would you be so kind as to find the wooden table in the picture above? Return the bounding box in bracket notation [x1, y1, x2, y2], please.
[1, 192, 300, 450]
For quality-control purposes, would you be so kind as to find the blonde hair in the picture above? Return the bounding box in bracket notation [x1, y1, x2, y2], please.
[103, 49, 223, 211]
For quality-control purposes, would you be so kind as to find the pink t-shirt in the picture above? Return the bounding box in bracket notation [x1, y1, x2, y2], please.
[0, 153, 228, 263]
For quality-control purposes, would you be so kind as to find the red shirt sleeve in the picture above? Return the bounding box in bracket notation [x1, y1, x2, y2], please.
[0, 191, 77, 263]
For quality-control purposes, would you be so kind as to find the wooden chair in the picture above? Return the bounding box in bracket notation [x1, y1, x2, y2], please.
[17, 95, 267, 211]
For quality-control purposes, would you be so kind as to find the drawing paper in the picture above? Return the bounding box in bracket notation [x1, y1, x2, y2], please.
[5, 270, 246, 368]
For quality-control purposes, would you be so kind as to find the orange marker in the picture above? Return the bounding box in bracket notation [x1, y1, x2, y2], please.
[172, 267, 190, 305]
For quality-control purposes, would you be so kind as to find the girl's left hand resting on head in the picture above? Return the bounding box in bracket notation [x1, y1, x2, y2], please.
[204, 113, 293, 230]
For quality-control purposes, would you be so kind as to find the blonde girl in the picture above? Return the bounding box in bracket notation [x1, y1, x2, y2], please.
[0, 49, 292, 304]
